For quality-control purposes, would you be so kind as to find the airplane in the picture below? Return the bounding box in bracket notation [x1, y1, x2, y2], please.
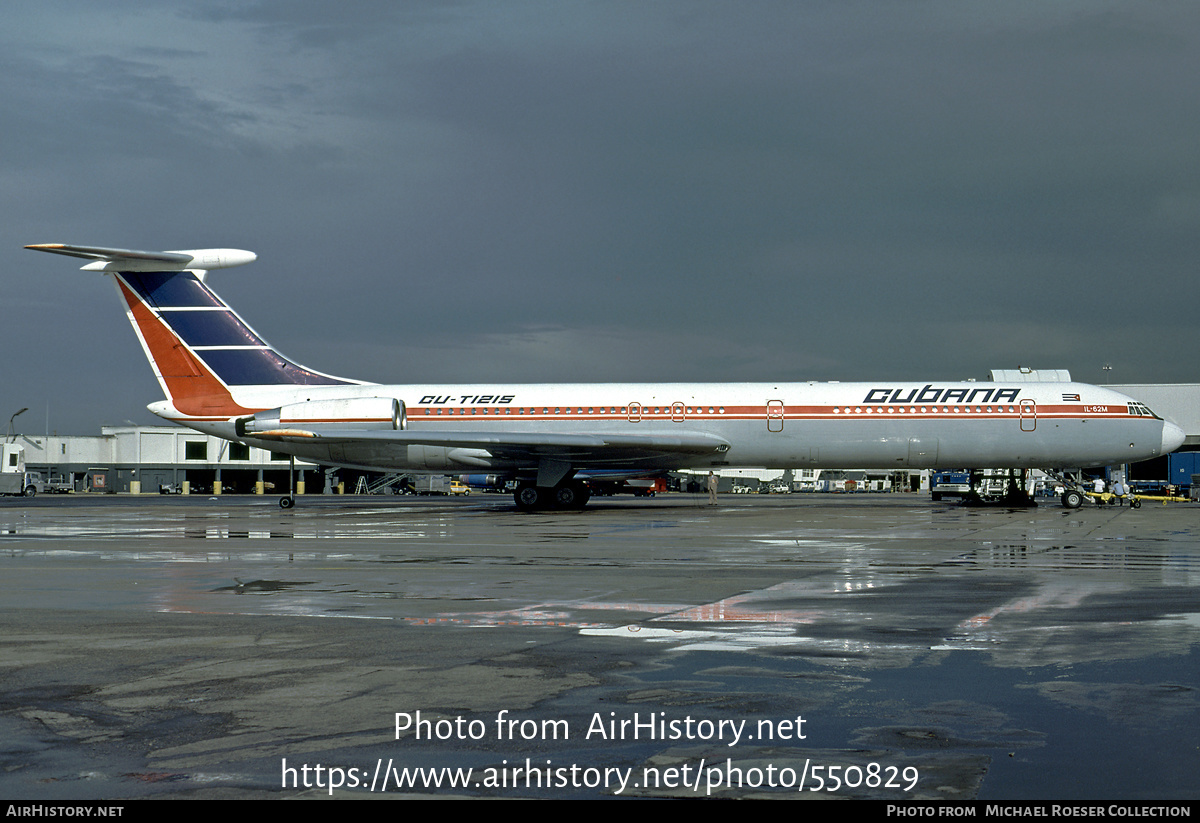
[26, 243, 1186, 511]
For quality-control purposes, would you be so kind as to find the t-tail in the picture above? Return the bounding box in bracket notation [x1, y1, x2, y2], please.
[24, 244, 361, 422]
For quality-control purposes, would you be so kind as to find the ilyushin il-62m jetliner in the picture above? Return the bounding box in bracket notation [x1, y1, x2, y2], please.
[27, 244, 1186, 511]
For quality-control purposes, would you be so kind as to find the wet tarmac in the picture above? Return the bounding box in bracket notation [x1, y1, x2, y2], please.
[0, 492, 1196, 799]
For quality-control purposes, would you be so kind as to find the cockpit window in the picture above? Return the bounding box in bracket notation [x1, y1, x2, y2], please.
[1127, 402, 1160, 419]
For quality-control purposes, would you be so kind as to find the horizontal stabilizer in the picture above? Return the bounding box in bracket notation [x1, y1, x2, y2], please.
[26, 244, 256, 272]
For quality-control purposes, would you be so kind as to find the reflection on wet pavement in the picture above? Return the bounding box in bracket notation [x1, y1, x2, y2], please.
[4, 498, 1198, 666]
[1, 495, 1196, 798]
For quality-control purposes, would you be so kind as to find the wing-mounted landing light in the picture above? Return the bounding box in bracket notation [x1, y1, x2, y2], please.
[236, 397, 406, 438]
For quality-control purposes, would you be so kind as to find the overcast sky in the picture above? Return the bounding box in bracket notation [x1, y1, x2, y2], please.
[5, 1, 1199, 434]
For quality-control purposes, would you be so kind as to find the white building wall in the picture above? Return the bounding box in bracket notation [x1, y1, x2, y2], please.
[16, 426, 315, 470]
[14, 434, 113, 467]
[138, 431, 176, 463]
[1110, 384, 1200, 439]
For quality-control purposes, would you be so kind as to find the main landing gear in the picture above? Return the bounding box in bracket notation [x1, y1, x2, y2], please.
[959, 469, 1036, 507]
[513, 479, 591, 512]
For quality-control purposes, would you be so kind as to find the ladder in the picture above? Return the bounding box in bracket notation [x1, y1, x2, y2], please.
[367, 473, 408, 494]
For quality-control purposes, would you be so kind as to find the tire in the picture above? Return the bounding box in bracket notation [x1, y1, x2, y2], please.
[279, 496, 294, 509]
[553, 484, 579, 509]
[515, 483, 541, 512]
[552, 480, 590, 510]
[23, 486, 35, 497]
[1061, 490, 1084, 509]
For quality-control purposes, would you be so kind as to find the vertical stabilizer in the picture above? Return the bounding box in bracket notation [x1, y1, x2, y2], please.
[26, 245, 360, 419]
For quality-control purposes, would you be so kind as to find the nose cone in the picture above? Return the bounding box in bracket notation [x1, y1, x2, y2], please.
[1162, 421, 1186, 455]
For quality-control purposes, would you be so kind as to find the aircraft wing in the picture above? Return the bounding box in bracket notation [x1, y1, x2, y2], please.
[248, 427, 730, 465]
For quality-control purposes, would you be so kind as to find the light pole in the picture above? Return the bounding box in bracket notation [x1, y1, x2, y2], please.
[7, 408, 27, 443]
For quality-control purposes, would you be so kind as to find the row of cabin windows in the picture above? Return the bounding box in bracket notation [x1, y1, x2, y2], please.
[835, 405, 1021, 415]
[423, 406, 726, 416]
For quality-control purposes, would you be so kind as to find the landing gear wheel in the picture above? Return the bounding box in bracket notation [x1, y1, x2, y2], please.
[1061, 489, 1084, 509]
[279, 496, 294, 509]
[553, 483, 578, 509]
[552, 480, 590, 510]
[516, 480, 590, 511]
[515, 483, 542, 512]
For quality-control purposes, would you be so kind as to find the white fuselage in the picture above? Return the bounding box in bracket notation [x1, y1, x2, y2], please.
[155, 379, 1183, 476]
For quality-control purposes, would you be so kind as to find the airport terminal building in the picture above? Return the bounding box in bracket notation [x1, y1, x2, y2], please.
[12, 426, 322, 495]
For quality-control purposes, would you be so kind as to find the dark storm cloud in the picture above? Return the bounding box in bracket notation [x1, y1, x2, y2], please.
[4, 1, 1199, 433]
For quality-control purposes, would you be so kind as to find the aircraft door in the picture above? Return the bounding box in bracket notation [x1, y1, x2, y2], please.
[907, 437, 940, 467]
[671, 402, 685, 422]
[1020, 399, 1036, 432]
[627, 402, 642, 423]
[767, 399, 784, 432]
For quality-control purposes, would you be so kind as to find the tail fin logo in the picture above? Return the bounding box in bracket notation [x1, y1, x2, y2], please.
[115, 276, 254, 418]
[114, 271, 355, 417]
[24, 244, 358, 420]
